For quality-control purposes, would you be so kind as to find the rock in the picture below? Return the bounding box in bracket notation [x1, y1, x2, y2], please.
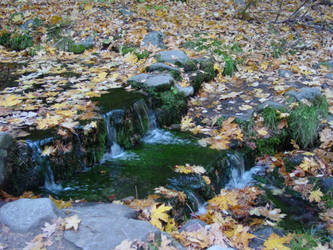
[175, 83, 194, 97]
[78, 36, 95, 49]
[256, 101, 287, 112]
[249, 226, 284, 249]
[146, 63, 181, 80]
[156, 50, 190, 66]
[286, 87, 322, 103]
[180, 219, 207, 232]
[278, 69, 294, 78]
[207, 245, 235, 250]
[141, 31, 166, 49]
[0, 198, 61, 233]
[233, 0, 246, 6]
[325, 73, 333, 79]
[64, 203, 159, 250]
[119, 6, 134, 16]
[323, 60, 333, 69]
[0, 133, 15, 187]
[318, 177, 333, 193]
[127, 73, 175, 91]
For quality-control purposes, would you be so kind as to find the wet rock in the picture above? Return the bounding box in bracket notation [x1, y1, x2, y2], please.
[156, 50, 190, 66]
[64, 203, 159, 250]
[146, 63, 181, 80]
[278, 69, 293, 78]
[180, 219, 207, 232]
[127, 73, 175, 91]
[174, 83, 194, 97]
[0, 133, 15, 187]
[249, 226, 284, 249]
[318, 177, 333, 193]
[141, 31, 166, 49]
[0, 198, 62, 233]
[286, 87, 322, 103]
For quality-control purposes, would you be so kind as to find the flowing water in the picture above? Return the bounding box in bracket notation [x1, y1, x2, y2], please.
[25, 89, 263, 208]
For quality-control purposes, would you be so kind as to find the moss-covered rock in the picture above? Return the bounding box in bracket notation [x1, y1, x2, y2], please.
[155, 91, 188, 126]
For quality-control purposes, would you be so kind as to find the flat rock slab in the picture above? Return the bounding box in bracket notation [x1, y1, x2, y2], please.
[0, 198, 61, 233]
[64, 203, 159, 250]
[156, 50, 190, 66]
[127, 73, 175, 91]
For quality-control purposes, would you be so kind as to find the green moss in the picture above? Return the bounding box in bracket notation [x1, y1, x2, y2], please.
[255, 131, 288, 156]
[69, 44, 86, 54]
[157, 91, 188, 125]
[0, 31, 33, 51]
[222, 55, 237, 76]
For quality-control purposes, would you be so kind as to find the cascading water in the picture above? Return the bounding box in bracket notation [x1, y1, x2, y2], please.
[27, 139, 62, 193]
[100, 110, 128, 162]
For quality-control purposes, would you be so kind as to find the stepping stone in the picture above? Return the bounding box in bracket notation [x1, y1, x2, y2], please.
[64, 203, 159, 250]
[156, 50, 190, 66]
[286, 87, 322, 103]
[278, 69, 294, 78]
[127, 73, 175, 91]
[0, 198, 61, 233]
[174, 83, 194, 97]
[141, 31, 166, 49]
[146, 63, 181, 78]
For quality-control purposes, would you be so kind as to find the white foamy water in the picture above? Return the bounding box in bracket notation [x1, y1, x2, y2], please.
[143, 129, 189, 144]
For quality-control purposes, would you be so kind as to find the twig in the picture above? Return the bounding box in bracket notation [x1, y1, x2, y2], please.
[274, 0, 284, 23]
[281, 0, 309, 23]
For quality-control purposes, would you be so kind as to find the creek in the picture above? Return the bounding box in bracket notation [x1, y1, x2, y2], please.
[20, 88, 261, 211]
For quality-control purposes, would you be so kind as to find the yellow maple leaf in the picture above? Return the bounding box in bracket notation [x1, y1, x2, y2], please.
[0, 94, 22, 107]
[42, 145, 56, 156]
[263, 233, 292, 250]
[124, 52, 138, 65]
[150, 203, 172, 231]
[309, 189, 323, 203]
[49, 195, 72, 209]
[181, 116, 195, 131]
[64, 215, 81, 231]
[208, 190, 237, 210]
[91, 72, 108, 83]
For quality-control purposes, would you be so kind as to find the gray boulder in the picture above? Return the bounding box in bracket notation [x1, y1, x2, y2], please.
[0, 133, 15, 187]
[175, 83, 194, 97]
[141, 31, 166, 49]
[78, 36, 95, 49]
[286, 87, 322, 103]
[64, 203, 159, 250]
[319, 177, 333, 193]
[156, 50, 190, 66]
[0, 198, 61, 233]
[249, 226, 284, 249]
[278, 69, 294, 78]
[146, 63, 181, 79]
[127, 73, 175, 91]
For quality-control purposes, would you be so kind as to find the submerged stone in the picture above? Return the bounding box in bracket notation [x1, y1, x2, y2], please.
[127, 73, 175, 91]
[155, 50, 190, 66]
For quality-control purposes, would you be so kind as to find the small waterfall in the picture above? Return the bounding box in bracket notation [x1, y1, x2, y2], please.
[225, 153, 265, 189]
[28, 140, 62, 193]
[133, 100, 189, 145]
[101, 110, 127, 160]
